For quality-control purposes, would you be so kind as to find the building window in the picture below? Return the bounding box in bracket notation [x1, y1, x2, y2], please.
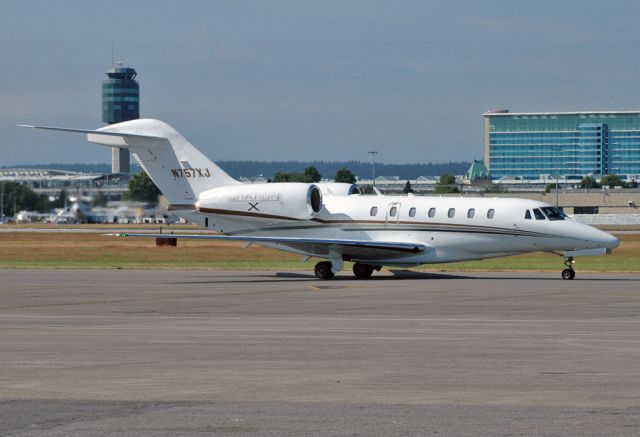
[370, 206, 378, 216]
[487, 209, 495, 219]
[467, 208, 475, 218]
[533, 208, 546, 220]
[574, 206, 599, 214]
[524, 210, 532, 219]
[448, 208, 455, 218]
[428, 208, 436, 218]
[389, 206, 397, 217]
[409, 207, 416, 217]
[205, 217, 209, 227]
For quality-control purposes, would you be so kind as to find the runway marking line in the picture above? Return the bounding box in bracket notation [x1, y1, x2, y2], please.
[2, 314, 640, 324]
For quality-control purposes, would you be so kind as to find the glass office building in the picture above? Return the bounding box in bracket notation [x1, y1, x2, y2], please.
[484, 110, 640, 180]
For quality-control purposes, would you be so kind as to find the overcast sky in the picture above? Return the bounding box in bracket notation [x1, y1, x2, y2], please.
[2, 0, 640, 165]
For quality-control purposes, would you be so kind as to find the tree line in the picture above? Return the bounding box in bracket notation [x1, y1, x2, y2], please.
[3, 160, 472, 180]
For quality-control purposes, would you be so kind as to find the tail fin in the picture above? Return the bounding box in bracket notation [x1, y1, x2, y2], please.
[20, 119, 240, 205]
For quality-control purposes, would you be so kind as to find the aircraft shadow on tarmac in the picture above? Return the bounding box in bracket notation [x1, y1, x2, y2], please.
[172, 270, 639, 285]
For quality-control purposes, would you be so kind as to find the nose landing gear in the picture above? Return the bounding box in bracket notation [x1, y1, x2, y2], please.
[561, 256, 575, 280]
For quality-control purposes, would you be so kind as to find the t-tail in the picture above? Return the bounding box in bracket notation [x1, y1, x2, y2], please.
[19, 119, 241, 206]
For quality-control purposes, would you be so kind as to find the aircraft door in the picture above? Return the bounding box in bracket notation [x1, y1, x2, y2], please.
[386, 202, 401, 225]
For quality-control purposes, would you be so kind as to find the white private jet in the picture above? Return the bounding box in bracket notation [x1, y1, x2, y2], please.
[21, 119, 620, 280]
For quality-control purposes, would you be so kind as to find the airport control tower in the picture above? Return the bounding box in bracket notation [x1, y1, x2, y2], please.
[102, 63, 139, 174]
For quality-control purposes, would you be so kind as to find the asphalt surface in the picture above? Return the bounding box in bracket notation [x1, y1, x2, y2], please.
[1, 269, 640, 436]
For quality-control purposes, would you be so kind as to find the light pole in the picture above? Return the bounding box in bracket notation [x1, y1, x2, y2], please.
[367, 150, 378, 190]
[555, 147, 560, 208]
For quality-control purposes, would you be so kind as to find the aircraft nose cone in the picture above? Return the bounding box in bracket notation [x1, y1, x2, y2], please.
[592, 228, 620, 249]
[604, 233, 620, 249]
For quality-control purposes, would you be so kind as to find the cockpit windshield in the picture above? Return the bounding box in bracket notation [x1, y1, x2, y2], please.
[540, 206, 567, 221]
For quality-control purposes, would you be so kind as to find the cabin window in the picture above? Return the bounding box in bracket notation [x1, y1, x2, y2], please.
[389, 206, 398, 217]
[448, 208, 455, 218]
[428, 208, 436, 218]
[467, 208, 475, 219]
[409, 207, 416, 217]
[487, 209, 495, 219]
[533, 208, 546, 220]
[370, 206, 378, 216]
[524, 210, 532, 219]
[205, 217, 209, 227]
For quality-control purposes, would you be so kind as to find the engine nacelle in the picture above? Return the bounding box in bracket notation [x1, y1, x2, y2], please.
[315, 182, 359, 196]
[197, 183, 323, 219]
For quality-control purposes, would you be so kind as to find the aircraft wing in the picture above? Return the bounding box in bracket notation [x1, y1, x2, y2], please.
[107, 233, 430, 260]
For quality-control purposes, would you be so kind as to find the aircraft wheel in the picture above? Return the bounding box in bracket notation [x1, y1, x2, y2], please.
[353, 263, 374, 279]
[561, 268, 575, 280]
[314, 261, 335, 280]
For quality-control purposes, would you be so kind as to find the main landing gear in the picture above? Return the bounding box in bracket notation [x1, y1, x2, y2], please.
[314, 261, 334, 279]
[561, 256, 575, 280]
[353, 263, 374, 279]
[313, 261, 381, 280]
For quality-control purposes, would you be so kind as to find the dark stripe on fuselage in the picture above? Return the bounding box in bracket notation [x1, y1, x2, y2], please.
[199, 208, 558, 239]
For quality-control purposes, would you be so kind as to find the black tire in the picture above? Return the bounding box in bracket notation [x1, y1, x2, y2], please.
[314, 261, 334, 279]
[569, 269, 576, 280]
[561, 269, 575, 280]
[353, 263, 374, 279]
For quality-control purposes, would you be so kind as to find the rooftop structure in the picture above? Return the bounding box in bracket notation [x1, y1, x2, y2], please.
[464, 159, 490, 182]
[484, 110, 640, 180]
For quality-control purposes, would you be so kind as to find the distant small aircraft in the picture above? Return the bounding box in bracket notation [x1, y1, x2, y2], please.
[21, 119, 619, 279]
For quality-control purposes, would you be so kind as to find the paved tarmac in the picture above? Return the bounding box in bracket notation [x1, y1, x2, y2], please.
[1, 269, 640, 436]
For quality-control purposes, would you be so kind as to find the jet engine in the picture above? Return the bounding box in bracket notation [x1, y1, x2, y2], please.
[315, 182, 359, 196]
[197, 183, 323, 219]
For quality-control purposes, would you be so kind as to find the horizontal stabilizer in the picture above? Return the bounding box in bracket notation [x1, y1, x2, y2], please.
[18, 124, 165, 140]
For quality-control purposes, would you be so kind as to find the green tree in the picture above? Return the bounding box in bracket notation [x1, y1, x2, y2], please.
[303, 166, 322, 183]
[272, 167, 322, 183]
[435, 174, 459, 194]
[335, 168, 356, 184]
[0, 181, 49, 213]
[580, 176, 600, 189]
[403, 180, 414, 194]
[600, 174, 626, 188]
[125, 172, 161, 202]
[272, 171, 300, 182]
